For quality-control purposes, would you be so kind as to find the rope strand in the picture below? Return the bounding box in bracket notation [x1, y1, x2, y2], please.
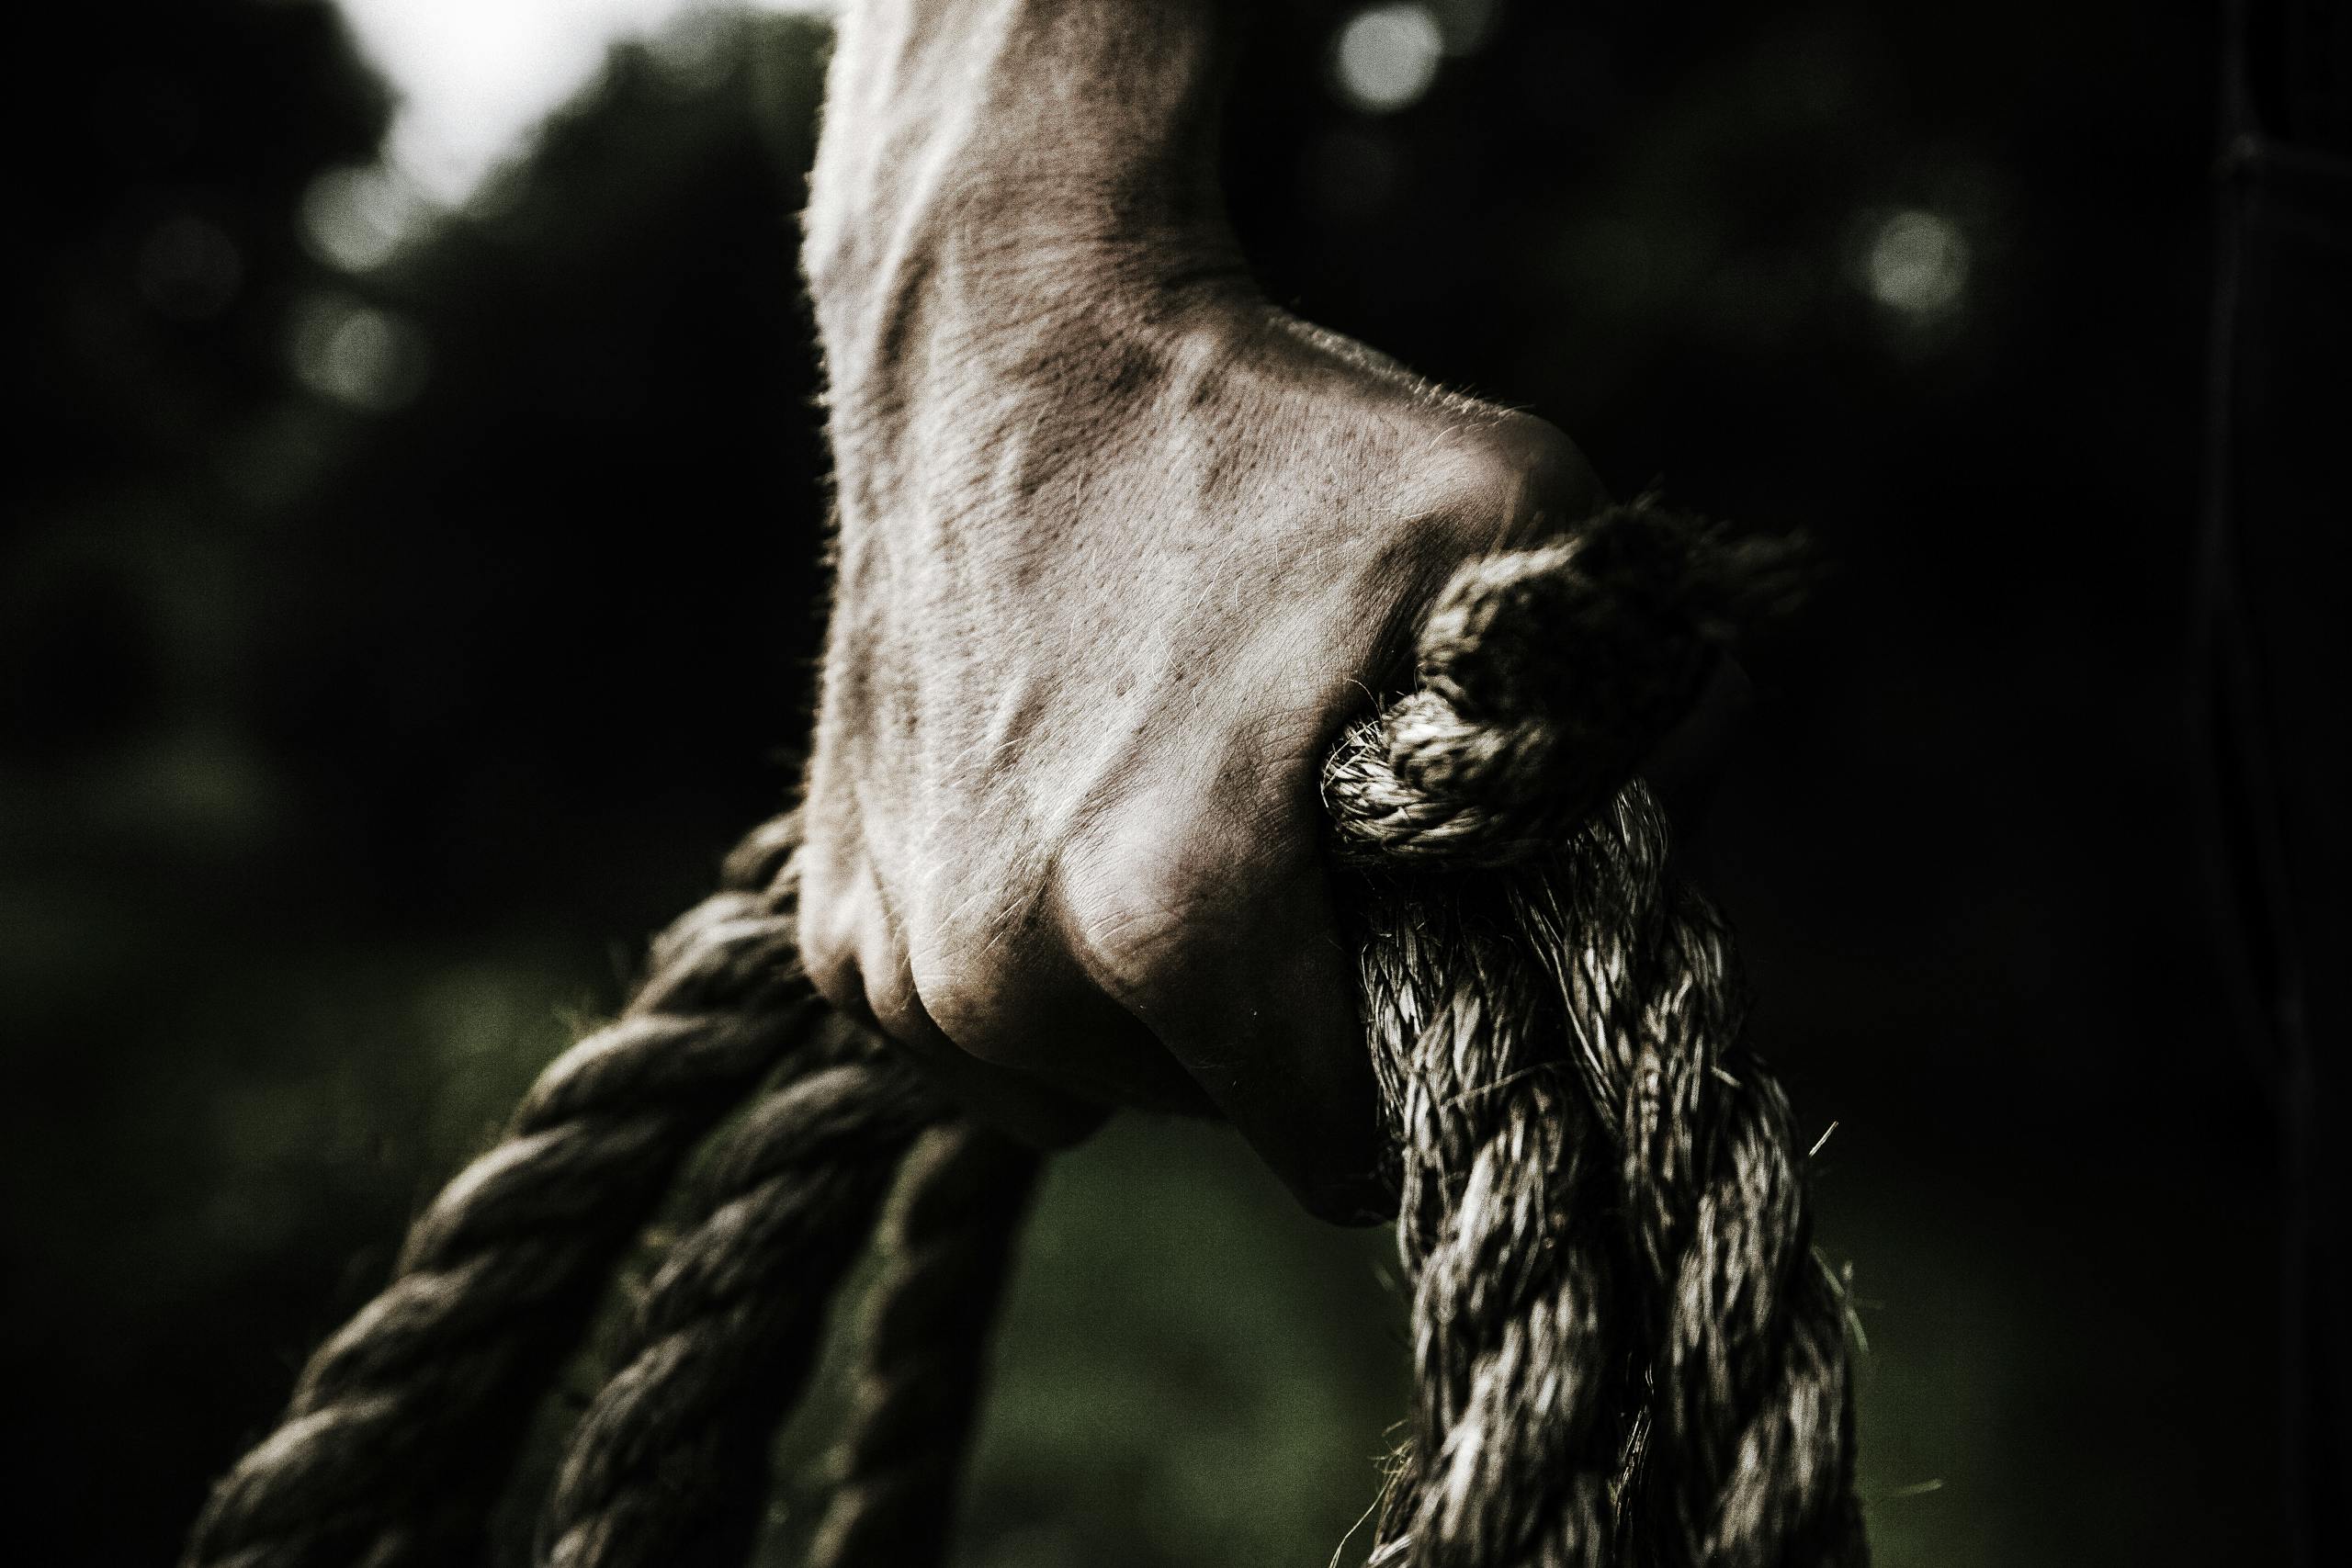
[808, 1122, 1041, 1568]
[536, 1046, 944, 1568]
[1328, 511, 1866, 1568]
[184, 817, 827, 1568]
[1354, 880, 1626, 1568]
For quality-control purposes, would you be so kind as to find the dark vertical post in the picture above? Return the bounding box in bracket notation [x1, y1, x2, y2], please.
[2196, 5, 2352, 1564]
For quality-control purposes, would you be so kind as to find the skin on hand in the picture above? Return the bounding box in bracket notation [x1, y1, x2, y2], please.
[795, 0, 1604, 1222]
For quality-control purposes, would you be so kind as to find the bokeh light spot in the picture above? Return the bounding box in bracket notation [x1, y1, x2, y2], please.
[300, 164, 439, 273]
[289, 296, 433, 412]
[1332, 4, 1444, 115]
[1861, 209, 1971, 317]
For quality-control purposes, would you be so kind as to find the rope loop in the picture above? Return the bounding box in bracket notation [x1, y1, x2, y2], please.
[1327, 498, 1804, 867]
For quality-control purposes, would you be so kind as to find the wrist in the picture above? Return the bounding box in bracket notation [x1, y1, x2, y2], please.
[802, 0, 1244, 330]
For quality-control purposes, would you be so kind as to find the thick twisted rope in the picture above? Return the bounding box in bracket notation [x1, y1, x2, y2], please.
[1351, 882, 1628, 1568]
[184, 815, 834, 1568]
[807, 1123, 1041, 1568]
[1328, 502, 1865, 1568]
[1325, 504, 1804, 867]
[534, 1056, 1039, 1568]
[537, 1046, 948, 1568]
[1513, 814, 1863, 1568]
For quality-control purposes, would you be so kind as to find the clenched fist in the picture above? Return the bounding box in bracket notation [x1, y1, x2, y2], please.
[794, 0, 1601, 1220]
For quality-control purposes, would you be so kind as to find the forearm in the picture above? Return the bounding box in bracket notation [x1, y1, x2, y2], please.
[803, 0, 1247, 347]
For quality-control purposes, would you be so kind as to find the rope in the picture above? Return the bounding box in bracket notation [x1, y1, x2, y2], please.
[1517, 855, 1863, 1568]
[1351, 875, 1628, 1568]
[183, 815, 831, 1568]
[1327, 503, 1864, 1567]
[184, 499, 1864, 1568]
[537, 1049, 946, 1568]
[1323, 505, 1804, 865]
[807, 1124, 1041, 1568]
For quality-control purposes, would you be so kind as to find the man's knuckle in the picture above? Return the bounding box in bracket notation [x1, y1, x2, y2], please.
[861, 948, 928, 1043]
[904, 932, 978, 1033]
[1066, 829, 1238, 1015]
[795, 874, 863, 1005]
[801, 931, 861, 1016]
[908, 914, 1048, 1067]
[1425, 412, 1602, 547]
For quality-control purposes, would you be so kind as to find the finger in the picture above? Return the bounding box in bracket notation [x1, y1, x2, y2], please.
[908, 927, 1218, 1119]
[806, 844, 1104, 1151]
[871, 945, 1110, 1152]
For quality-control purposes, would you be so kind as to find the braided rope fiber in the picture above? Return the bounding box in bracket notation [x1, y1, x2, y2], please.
[1328, 502, 1865, 1568]
[536, 1048, 947, 1568]
[183, 816, 831, 1568]
[806, 1124, 1042, 1568]
[1513, 826, 1864, 1568]
[1350, 881, 1628, 1568]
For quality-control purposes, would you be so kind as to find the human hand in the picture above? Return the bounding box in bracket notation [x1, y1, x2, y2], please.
[794, 0, 1605, 1221]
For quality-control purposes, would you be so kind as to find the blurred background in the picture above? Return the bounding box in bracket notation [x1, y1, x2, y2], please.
[3, 0, 2292, 1562]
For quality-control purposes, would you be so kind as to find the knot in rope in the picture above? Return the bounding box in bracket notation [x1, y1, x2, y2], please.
[1326, 502, 1802, 865]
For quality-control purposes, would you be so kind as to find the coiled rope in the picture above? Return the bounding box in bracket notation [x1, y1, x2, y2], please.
[186, 500, 1864, 1568]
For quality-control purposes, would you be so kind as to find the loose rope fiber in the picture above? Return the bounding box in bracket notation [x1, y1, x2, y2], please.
[186, 499, 1864, 1568]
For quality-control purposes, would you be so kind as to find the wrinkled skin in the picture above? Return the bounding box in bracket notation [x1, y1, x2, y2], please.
[797, 0, 1605, 1220]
